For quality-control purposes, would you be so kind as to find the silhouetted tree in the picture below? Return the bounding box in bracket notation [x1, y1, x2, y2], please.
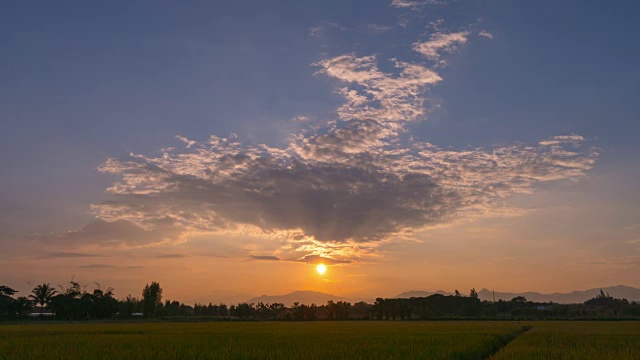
[49, 281, 88, 320]
[269, 303, 286, 320]
[11, 297, 33, 317]
[0, 285, 19, 318]
[142, 282, 162, 318]
[83, 285, 118, 319]
[0, 286, 17, 297]
[469, 288, 478, 299]
[119, 295, 141, 318]
[29, 283, 57, 315]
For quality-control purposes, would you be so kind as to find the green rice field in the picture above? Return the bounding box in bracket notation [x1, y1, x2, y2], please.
[0, 321, 638, 359]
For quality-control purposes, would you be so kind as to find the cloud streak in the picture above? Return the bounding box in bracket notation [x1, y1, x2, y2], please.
[37, 252, 104, 259]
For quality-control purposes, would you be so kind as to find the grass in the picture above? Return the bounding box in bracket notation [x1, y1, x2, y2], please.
[491, 321, 640, 360]
[0, 321, 637, 359]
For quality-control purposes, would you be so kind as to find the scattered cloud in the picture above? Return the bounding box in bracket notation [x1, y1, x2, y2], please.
[176, 135, 196, 148]
[413, 31, 470, 63]
[314, 55, 442, 123]
[292, 116, 310, 122]
[391, 0, 446, 10]
[250, 255, 281, 261]
[478, 30, 494, 40]
[309, 21, 345, 38]
[309, 27, 323, 38]
[391, 0, 422, 8]
[539, 135, 585, 146]
[367, 24, 392, 34]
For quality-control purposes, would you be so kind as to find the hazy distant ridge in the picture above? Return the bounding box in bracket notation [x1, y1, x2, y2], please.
[395, 285, 640, 304]
[247, 291, 352, 307]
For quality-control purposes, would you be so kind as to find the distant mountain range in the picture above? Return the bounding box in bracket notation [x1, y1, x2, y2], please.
[247, 291, 353, 307]
[243, 286, 640, 306]
[395, 285, 640, 304]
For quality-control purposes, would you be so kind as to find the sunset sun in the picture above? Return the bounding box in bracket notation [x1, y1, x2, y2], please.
[316, 264, 327, 275]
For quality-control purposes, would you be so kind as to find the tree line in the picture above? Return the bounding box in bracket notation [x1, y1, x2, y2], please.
[1, 282, 639, 321]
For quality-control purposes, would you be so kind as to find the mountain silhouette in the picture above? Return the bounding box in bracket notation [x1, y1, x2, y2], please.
[395, 290, 452, 298]
[395, 285, 640, 303]
[247, 291, 352, 307]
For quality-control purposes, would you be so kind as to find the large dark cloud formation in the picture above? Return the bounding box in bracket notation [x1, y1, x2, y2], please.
[37, 16, 597, 263]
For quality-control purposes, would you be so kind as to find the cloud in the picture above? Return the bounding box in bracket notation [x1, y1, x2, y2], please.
[367, 24, 392, 34]
[391, 0, 421, 8]
[31, 218, 185, 247]
[314, 55, 442, 123]
[176, 135, 196, 148]
[90, 130, 594, 263]
[539, 135, 585, 146]
[292, 116, 310, 122]
[309, 27, 323, 38]
[391, 0, 446, 10]
[38, 252, 103, 259]
[39, 13, 598, 265]
[155, 253, 188, 259]
[413, 31, 470, 63]
[250, 255, 281, 261]
[308, 21, 345, 38]
[78, 264, 116, 268]
[77, 264, 143, 269]
[295, 255, 352, 265]
[478, 30, 494, 40]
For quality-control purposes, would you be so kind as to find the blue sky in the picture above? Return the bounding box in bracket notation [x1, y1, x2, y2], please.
[1, 0, 639, 301]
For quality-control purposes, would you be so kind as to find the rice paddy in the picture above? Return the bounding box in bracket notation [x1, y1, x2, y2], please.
[0, 321, 638, 359]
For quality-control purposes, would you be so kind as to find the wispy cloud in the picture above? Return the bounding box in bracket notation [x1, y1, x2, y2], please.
[78, 264, 116, 268]
[250, 255, 281, 261]
[176, 135, 196, 148]
[391, 0, 446, 10]
[31, 218, 184, 247]
[478, 30, 494, 40]
[78, 264, 143, 269]
[391, 0, 422, 8]
[539, 135, 585, 146]
[155, 253, 188, 259]
[295, 255, 352, 265]
[413, 31, 470, 63]
[367, 24, 392, 34]
[38, 252, 103, 259]
[309, 21, 346, 38]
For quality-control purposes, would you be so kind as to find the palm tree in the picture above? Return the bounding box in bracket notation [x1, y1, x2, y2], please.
[29, 283, 57, 315]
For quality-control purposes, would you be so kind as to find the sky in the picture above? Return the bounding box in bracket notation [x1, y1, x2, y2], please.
[1, 0, 640, 304]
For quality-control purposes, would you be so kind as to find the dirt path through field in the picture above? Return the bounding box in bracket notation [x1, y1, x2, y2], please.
[484, 325, 532, 359]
